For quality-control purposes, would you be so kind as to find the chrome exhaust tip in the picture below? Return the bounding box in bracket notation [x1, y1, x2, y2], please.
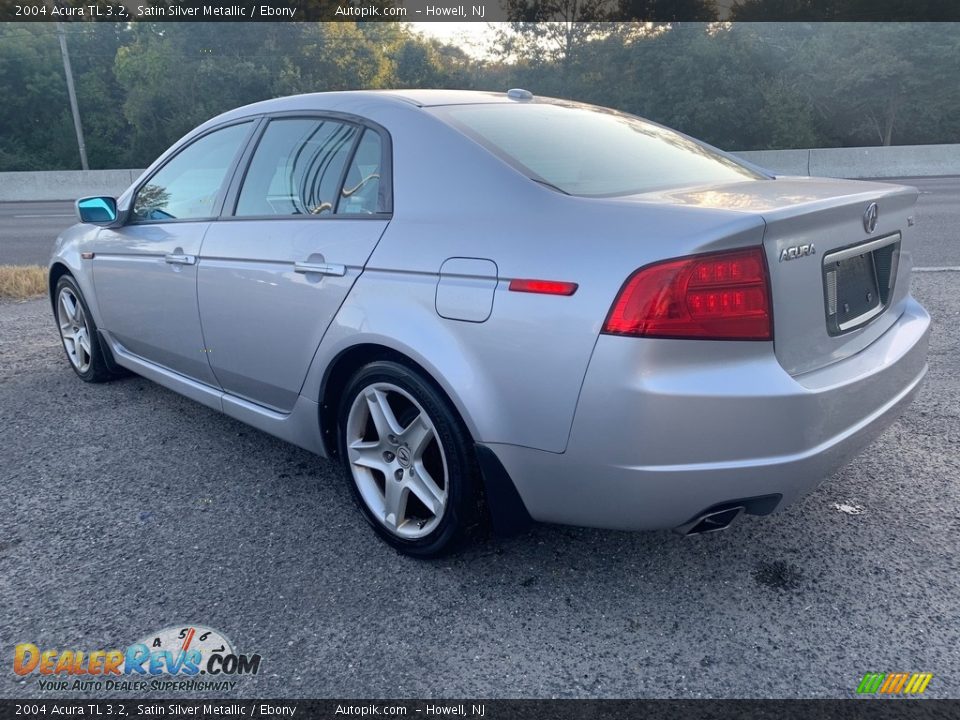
[673, 495, 782, 536]
[677, 505, 745, 536]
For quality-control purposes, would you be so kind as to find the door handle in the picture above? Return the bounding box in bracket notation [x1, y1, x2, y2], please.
[294, 261, 346, 277]
[164, 253, 196, 266]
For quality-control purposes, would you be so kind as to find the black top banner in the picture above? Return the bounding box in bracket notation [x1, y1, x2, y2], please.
[3, 0, 960, 22]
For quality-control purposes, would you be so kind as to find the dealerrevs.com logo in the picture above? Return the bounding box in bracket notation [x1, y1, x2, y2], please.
[13, 625, 262, 693]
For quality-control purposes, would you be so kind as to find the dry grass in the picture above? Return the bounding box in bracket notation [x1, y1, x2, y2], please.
[0, 265, 47, 300]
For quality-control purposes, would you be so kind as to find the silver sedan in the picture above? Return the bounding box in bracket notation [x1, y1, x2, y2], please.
[50, 89, 930, 556]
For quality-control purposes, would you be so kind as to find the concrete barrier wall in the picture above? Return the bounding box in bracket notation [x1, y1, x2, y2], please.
[736, 143, 960, 179]
[734, 149, 811, 176]
[0, 142, 957, 201]
[0, 169, 144, 202]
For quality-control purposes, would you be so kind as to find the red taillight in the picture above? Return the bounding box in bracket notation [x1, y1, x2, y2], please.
[602, 247, 772, 340]
[508, 279, 579, 296]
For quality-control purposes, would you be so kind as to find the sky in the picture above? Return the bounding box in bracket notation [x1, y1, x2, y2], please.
[409, 15, 740, 57]
[409, 22, 498, 58]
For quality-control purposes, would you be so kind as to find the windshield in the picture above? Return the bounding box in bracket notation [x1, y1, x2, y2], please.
[431, 102, 765, 197]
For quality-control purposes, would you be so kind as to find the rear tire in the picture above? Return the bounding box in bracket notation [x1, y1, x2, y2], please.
[337, 360, 482, 558]
[54, 275, 114, 384]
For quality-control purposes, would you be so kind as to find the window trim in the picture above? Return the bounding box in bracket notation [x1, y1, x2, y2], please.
[221, 110, 394, 222]
[331, 127, 365, 215]
[126, 118, 261, 227]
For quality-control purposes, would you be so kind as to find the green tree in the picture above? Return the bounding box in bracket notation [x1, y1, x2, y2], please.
[2, 20, 959, 172]
[0, 24, 78, 169]
[498, 0, 614, 94]
[114, 23, 299, 164]
[67, 23, 135, 168]
[393, 41, 443, 88]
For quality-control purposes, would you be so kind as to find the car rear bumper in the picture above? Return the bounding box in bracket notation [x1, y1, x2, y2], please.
[488, 296, 930, 531]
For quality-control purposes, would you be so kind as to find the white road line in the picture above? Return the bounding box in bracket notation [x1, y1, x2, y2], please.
[913, 266, 960, 272]
[13, 214, 74, 218]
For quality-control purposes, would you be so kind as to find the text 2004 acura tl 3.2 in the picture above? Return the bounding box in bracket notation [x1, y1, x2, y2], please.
[50, 89, 930, 556]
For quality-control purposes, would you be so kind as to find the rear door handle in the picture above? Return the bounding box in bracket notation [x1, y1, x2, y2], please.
[164, 253, 196, 266]
[294, 261, 346, 277]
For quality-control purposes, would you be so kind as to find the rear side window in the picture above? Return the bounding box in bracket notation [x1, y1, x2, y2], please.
[337, 130, 384, 215]
[236, 118, 360, 217]
[431, 103, 763, 197]
[133, 121, 252, 222]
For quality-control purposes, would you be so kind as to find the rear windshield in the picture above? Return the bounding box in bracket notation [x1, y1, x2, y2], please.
[431, 102, 764, 197]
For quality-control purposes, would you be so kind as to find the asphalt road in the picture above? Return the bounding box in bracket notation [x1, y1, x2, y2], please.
[0, 176, 958, 267]
[889, 176, 960, 268]
[1, 271, 958, 700]
[0, 201, 77, 266]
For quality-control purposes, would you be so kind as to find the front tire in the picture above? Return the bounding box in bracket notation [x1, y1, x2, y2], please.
[54, 275, 114, 383]
[337, 360, 482, 557]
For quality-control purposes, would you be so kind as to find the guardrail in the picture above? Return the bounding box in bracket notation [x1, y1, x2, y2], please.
[0, 142, 957, 202]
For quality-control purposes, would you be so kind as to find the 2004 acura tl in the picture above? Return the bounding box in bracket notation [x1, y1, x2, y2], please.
[50, 89, 930, 556]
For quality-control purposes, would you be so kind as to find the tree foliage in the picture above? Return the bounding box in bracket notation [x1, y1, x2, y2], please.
[492, 22, 960, 149]
[0, 21, 957, 170]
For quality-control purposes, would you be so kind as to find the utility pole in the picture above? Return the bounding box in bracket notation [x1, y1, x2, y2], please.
[56, 21, 89, 170]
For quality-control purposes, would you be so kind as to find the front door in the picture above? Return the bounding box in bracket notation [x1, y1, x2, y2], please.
[198, 117, 390, 412]
[92, 121, 255, 386]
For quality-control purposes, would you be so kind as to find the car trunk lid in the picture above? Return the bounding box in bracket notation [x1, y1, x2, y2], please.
[635, 177, 919, 375]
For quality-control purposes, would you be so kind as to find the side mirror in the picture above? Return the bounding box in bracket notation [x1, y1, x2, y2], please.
[76, 196, 119, 226]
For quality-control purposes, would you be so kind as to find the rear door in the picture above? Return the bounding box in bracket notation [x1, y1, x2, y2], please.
[92, 120, 255, 386]
[197, 115, 391, 412]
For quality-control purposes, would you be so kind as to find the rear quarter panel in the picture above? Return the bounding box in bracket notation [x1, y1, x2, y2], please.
[308, 104, 768, 452]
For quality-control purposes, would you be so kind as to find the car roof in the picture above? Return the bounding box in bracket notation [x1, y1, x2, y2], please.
[211, 89, 524, 124]
[355, 89, 516, 107]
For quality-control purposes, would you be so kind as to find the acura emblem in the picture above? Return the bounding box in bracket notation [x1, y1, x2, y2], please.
[779, 243, 816, 262]
[863, 203, 879, 234]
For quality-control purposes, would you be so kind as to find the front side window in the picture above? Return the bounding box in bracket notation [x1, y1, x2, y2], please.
[431, 103, 764, 197]
[133, 122, 252, 222]
[235, 118, 360, 217]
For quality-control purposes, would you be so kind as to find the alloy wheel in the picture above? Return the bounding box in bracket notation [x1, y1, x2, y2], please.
[57, 286, 92, 374]
[345, 382, 449, 539]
